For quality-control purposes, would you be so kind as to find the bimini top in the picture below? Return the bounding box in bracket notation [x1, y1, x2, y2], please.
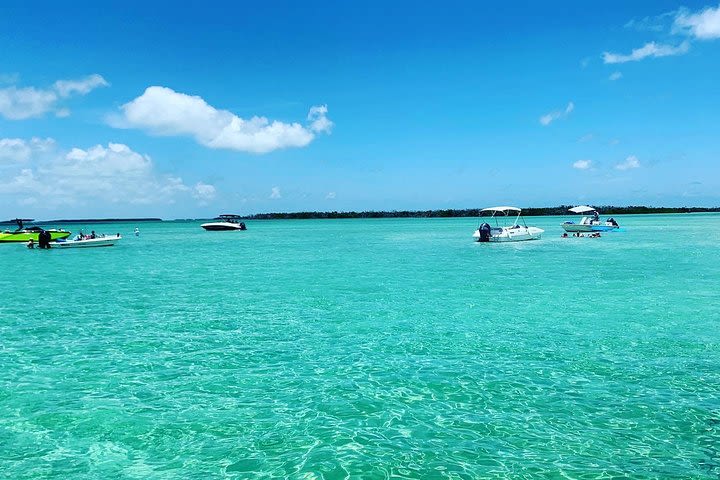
[217, 214, 242, 219]
[568, 205, 597, 214]
[481, 206, 521, 213]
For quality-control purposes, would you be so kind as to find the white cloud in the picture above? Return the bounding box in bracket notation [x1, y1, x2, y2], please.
[308, 104, 333, 133]
[624, 12, 675, 32]
[0, 87, 58, 120]
[609, 71, 623, 81]
[326, 191, 336, 199]
[674, 4, 720, 39]
[608, 6, 719, 67]
[0, 137, 54, 163]
[615, 155, 641, 170]
[270, 186, 282, 199]
[602, 41, 690, 64]
[193, 182, 216, 204]
[0, 138, 33, 163]
[53, 74, 109, 98]
[112, 86, 332, 154]
[578, 133, 594, 143]
[539, 101, 574, 126]
[0, 74, 108, 120]
[0, 138, 208, 207]
[573, 159, 593, 170]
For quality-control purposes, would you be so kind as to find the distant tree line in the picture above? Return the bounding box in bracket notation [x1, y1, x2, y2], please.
[240, 205, 720, 220]
[4, 208, 718, 225]
[0, 218, 162, 225]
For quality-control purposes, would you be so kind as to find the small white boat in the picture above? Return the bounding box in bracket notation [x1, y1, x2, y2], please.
[201, 214, 247, 231]
[561, 206, 619, 233]
[473, 206, 544, 242]
[52, 234, 122, 248]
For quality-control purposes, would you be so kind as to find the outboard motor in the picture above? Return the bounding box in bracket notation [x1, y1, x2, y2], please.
[239, 222, 247, 230]
[478, 223, 492, 242]
[38, 229, 49, 249]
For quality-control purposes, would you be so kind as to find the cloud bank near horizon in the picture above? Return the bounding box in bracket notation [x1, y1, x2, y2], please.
[0, 137, 212, 209]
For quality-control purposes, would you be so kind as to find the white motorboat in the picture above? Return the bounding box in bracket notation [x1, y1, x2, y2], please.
[561, 206, 619, 233]
[201, 214, 247, 231]
[51, 234, 122, 248]
[473, 206, 544, 242]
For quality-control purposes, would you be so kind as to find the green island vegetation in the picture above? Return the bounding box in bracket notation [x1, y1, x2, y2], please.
[0, 218, 161, 226]
[3, 208, 718, 225]
[240, 206, 720, 220]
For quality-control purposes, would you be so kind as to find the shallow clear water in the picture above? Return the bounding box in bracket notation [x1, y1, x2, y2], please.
[1, 215, 719, 478]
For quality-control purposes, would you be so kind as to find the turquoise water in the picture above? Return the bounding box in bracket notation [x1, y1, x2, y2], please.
[1, 214, 719, 478]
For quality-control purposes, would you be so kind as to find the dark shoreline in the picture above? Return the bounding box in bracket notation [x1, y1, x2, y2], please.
[3, 206, 719, 225]
[0, 218, 161, 226]
[239, 206, 720, 220]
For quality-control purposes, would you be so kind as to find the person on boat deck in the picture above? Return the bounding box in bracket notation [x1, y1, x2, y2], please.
[593, 210, 599, 222]
[90, 231, 96, 239]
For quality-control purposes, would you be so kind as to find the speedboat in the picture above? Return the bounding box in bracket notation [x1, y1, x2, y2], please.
[52, 234, 121, 248]
[473, 206, 544, 242]
[201, 214, 247, 231]
[561, 206, 619, 233]
[0, 219, 71, 243]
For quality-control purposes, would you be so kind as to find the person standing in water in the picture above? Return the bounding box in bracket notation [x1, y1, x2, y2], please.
[134, 227, 140, 236]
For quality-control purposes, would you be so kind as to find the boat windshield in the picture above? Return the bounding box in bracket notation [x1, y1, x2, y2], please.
[218, 215, 241, 223]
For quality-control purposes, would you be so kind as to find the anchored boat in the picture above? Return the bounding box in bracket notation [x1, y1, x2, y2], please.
[561, 206, 619, 233]
[0, 219, 71, 243]
[201, 214, 247, 231]
[473, 206, 544, 242]
[52, 234, 122, 248]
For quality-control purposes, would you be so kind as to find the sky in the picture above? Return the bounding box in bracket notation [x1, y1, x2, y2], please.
[1, 0, 719, 219]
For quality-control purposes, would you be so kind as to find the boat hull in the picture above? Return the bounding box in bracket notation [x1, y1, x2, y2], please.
[52, 236, 121, 248]
[0, 230, 71, 243]
[561, 223, 618, 233]
[201, 222, 246, 231]
[473, 226, 544, 242]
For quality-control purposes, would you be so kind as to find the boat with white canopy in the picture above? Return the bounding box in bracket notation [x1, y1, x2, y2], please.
[561, 206, 619, 233]
[473, 206, 544, 242]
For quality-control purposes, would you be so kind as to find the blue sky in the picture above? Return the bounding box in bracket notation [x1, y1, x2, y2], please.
[1, 0, 719, 218]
